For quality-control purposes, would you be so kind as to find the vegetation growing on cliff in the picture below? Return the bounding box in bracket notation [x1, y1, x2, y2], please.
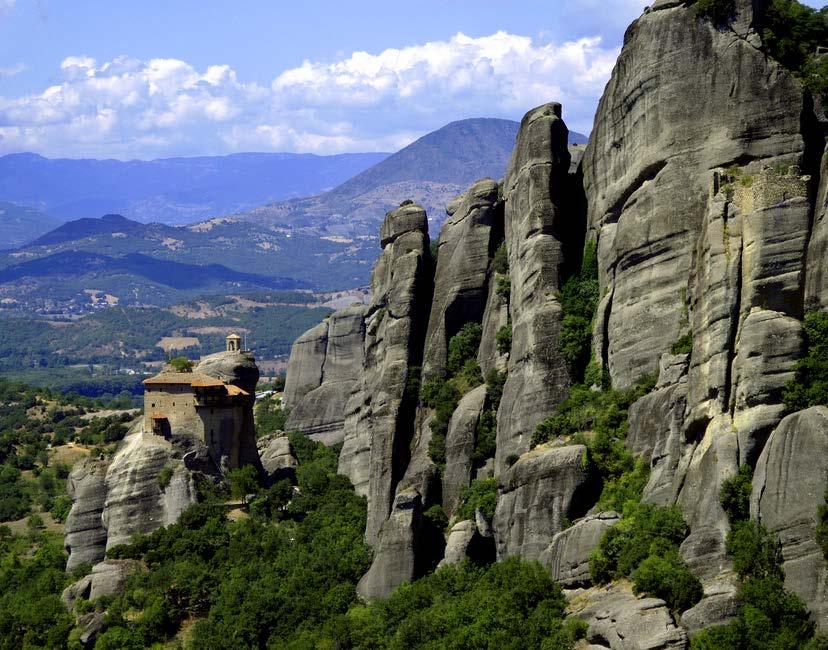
[784, 311, 828, 410]
[559, 241, 599, 382]
[688, 465, 825, 648]
[422, 323, 484, 466]
[590, 503, 702, 612]
[532, 374, 656, 511]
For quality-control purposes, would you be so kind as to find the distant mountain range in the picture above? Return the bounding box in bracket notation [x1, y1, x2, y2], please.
[240, 118, 587, 237]
[0, 118, 588, 310]
[0, 151, 390, 226]
[0, 202, 62, 249]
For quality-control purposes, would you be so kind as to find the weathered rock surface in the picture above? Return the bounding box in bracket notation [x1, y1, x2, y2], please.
[680, 573, 740, 638]
[357, 489, 423, 601]
[494, 443, 593, 561]
[496, 103, 574, 473]
[101, 432, 196, 550]
[540, 512, 619, 588]
[62, 560, 143, 610]
[64, 458, 109, 572]
[806, 152, 828, 310]
[257, 434, 298, 483]
[282, 321, 328, 408]
[583, 0, 809, 389]
[570, 581, 688, 650]
[751, 407, 828, 629]
[421, 178, 500, 382]
[284, 304, 366, 445]
[339, 203, 432, 547]
[439, 515, 496, 568]
[442, 385, 487, 517]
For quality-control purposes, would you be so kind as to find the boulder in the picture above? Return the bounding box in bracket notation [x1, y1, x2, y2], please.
[751, 407, 828, 629]
[64, 458, 109, 572]
[540, 512, 620, 588]
[494, 443, 594, 561]
[680, 573, 741, 638]
[62, 559, 143, 610]
[438, 516, 496, 568]
[496, 103, 575, 473]
[570, 581, 688, 650]
[357, 489, 423, 601]
[257, 434, 298, 483]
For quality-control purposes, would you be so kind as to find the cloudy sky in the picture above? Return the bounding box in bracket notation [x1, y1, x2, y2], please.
[0, 0, 824, 159]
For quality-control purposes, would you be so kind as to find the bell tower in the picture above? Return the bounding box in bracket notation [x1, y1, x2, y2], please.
[226, 333, 242, 353]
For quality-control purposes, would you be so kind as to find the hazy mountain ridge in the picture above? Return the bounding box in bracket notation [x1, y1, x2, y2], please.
[0, 151, 390, 226]
[0, 201, 62, 249]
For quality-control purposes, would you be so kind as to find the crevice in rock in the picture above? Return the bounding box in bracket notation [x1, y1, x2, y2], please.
[604, 159, 668, 225]
[724, 200, 743, 417]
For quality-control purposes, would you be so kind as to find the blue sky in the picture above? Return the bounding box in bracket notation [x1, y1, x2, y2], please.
[0, 0, 824, 159]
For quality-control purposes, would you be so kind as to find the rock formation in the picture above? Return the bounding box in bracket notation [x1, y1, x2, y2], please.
[338, 202, 432, 547]
[272, 0, 828, 641]
[283, 304, 366, 445]
[495, 102, 575, 474]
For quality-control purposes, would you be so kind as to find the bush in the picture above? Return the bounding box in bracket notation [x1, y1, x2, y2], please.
[493, 242, 509, 274]
[720, 465, 753, 523]
[157, 464, 174, 490]
[726, 520, 784, 580]
[590, 503, 691, 583]
[558, 241, 600, 380]
[472, 370, 507, 464]
[671, 331, 694, 355]
[817, 488, 828, 561]
[692, 0, 736, 23]
[50, 495, 73, 523]
[496, 323, 512, 354]
[632, 551, 704, 612]
[447, 323, 483, 376]
[784, 312, 828, 410]
[456, 478, 498, 521]
[227, 465, 259, 503]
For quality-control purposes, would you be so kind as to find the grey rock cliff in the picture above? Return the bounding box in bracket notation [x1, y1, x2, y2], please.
[339, 203, 432, 547]
[284, 304, 366, 445]
[442, 385, 487, 517]
[282, 322, 328, 409]
[64, 458, 109, 572]
[751, 407, 828, 629]
[421, 178, 501, 382]
[494, 443, 592, 561]
[583, 1, 809, 389]
[496, 103, 575, 473]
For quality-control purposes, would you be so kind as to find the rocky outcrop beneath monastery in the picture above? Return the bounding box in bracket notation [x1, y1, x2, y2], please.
[283, 304, 367, 445]
[64, 458, 109, 573]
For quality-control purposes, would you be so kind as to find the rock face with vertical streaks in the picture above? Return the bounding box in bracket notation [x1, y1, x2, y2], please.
[338, 202, 432, 547]
[64, 459, 109, 572]
[583, 0, 809, 389]
[751, 407, 828, 629]
[283, 304, 367, 445]
[496, 103, 575, 473]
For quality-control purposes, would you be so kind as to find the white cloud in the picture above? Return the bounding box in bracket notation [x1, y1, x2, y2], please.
[0, 62, 26, 77]
[0, 30, 622, 158]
